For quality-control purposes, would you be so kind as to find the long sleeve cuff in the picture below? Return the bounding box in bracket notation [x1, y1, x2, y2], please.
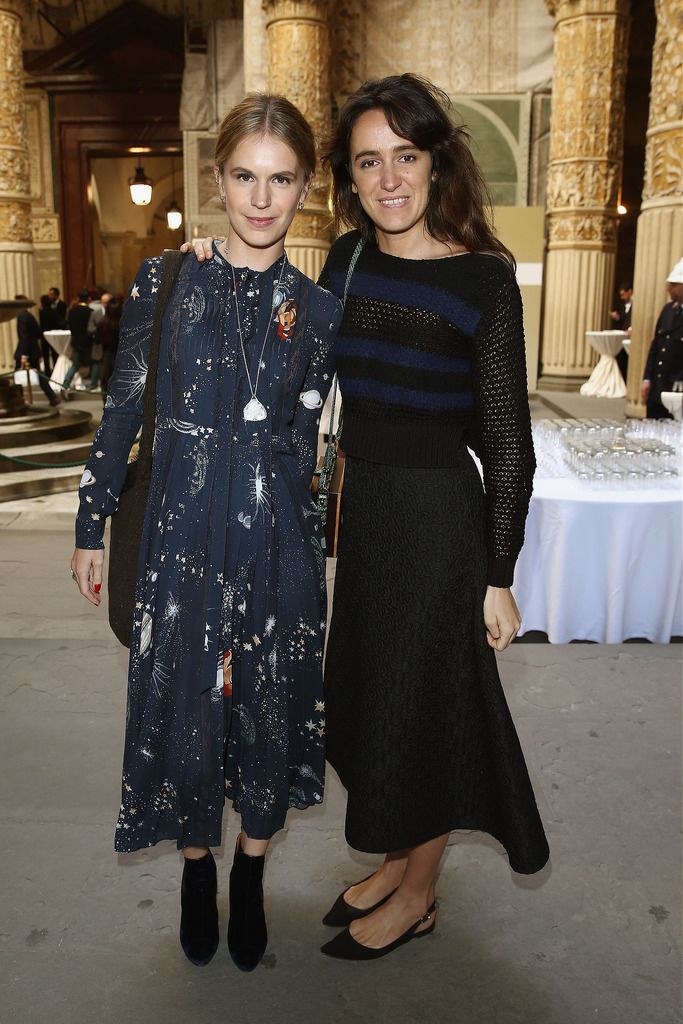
[75, 519, 105, 550]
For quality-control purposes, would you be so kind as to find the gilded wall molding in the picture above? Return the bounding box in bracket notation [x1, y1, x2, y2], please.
[329, 0, 365, 103]
[31, 214, 60, 246]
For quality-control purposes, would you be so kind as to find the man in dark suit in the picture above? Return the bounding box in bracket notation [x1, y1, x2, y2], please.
[39, 287, 68, 374]
[641, 260, 683, 419]
[13, 296, 59, 406]
[610, 282, 633, 331]
[47, 287, 67, 327]
[610, 281, 633, 382]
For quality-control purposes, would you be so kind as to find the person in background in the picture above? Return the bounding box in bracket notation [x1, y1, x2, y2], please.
[610, 281, 633, 382]
[63, 289, 96, 391]
[47, 286, 67, 327]
[89, 290, 112, 331]
[38, 294, 59, 375]
[14, 295, 59, 406]
[95, 298, 122, 400]
[610, 282, 633, 331]
[641, 259, 683, 418]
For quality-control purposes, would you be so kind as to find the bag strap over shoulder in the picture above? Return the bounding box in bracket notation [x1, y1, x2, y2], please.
[327, 237, 364, 441]
[137, 249, 185, 479]
[316, 238, 364, 521]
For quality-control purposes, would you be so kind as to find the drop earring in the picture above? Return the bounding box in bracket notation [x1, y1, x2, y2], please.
[297, 198, 305, 211]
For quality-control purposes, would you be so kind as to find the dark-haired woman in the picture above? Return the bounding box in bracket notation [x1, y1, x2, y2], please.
[70, 94, 342, 971]
[314, 74, 549, 959]
[186, 73, 549, 960]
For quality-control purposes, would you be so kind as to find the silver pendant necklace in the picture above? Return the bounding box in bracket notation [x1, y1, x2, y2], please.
[227, 247, 288, 422]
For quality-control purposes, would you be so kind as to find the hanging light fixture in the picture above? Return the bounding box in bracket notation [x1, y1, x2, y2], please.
[129, 164, 153, 206]
[166, 156, 183, 230]
[166, 201, 183, 230]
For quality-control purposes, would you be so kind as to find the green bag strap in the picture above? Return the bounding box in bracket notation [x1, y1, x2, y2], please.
[317, 238, 365, 520]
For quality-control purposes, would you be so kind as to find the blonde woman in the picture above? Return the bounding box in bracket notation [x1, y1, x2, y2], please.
[70, 95, 342, 971]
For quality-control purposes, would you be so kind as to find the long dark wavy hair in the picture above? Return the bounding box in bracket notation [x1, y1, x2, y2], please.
[322, 74, 514, 268]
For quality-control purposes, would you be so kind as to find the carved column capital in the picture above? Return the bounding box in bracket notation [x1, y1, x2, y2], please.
[263, 0, 330, 28]
[547, 0, 630, 23]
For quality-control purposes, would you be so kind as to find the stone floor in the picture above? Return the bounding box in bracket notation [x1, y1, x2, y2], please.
[1, 506, 681, 1023]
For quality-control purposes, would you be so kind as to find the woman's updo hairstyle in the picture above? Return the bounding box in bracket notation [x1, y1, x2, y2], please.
[215, 93, 316, 181]
[322, 73, 514, 268]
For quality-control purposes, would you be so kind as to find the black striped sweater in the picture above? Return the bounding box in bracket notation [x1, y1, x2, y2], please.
[318, 230, 535, 589]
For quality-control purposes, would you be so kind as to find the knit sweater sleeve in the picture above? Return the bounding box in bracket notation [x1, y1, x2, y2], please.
[471, 266, 535, 588]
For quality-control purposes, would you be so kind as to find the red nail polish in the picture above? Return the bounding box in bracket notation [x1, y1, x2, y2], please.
[94, 583, 101, 593]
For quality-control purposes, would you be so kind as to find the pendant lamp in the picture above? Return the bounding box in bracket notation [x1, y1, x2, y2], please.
[166, 157, 183, 230]
[129, 165, 153, 206]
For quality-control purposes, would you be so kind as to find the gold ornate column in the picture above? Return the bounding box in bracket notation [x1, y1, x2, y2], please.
[0, 4, 35, 371]
[264, 0, 333, 279]
[626, 0, 683, 416]
[539, 0, 629, 388]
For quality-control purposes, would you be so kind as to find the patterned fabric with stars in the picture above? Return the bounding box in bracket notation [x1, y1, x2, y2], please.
[75, 246, 343, 849]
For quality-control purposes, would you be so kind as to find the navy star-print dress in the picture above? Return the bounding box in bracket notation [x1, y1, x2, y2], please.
[75, 247, 343, 850]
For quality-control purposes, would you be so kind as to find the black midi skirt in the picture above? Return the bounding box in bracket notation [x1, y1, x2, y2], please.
[324, 450, 550, 875]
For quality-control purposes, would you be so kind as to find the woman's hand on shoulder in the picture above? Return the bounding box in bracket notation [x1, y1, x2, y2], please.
[70, 547, 105, 606]
[179, 236, 223, 262]
[483, 586, 521, 652]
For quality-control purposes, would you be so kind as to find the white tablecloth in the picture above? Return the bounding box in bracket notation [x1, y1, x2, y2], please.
[580, 331, 628, 398]
[43, 329, 83, 391]
[513, 477, 683, 643]
[661, 392, 683, 421]
[43, 329, 72, 356]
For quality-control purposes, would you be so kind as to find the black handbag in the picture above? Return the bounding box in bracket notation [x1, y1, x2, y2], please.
[108, 250, 185, 647]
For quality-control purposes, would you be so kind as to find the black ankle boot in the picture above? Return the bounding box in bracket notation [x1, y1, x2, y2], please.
[227, 835, 267, 972]
[179, 850, 219, 966]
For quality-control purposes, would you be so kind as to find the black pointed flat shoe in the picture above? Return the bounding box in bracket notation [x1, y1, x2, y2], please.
[179, 849, 219, 966]
[320, 900, 437, 960]
[322, 873, 398, 928]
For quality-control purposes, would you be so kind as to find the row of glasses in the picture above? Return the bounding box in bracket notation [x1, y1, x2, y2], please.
[562, 434, 679, 483]
[533, 418, 682, 485]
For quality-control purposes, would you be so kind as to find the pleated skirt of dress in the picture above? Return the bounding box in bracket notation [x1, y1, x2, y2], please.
[324, 449, 550, 875]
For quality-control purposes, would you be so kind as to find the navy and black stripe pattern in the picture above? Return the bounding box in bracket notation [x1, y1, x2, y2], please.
[318, 230, 535, 587]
